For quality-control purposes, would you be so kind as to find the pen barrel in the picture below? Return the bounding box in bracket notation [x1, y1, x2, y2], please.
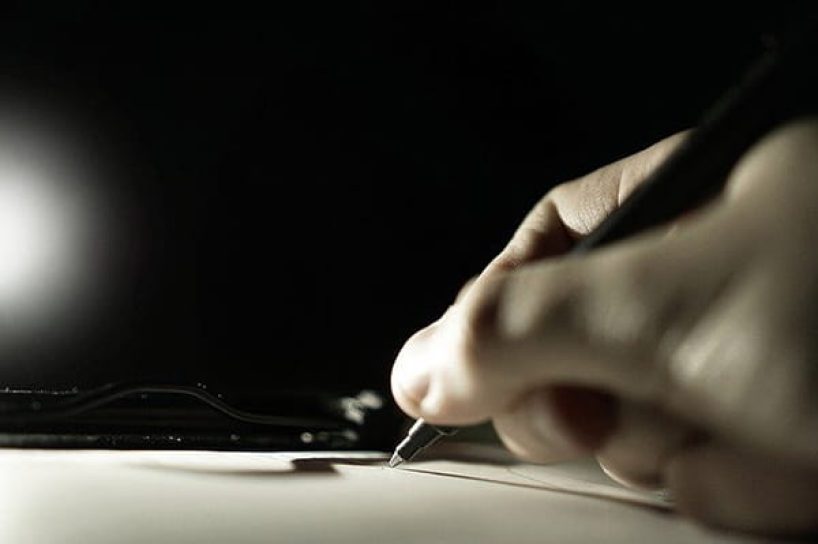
[406, 420, 458, 442]
[394, 421, 459, 463]
[573, 24, 818, 254]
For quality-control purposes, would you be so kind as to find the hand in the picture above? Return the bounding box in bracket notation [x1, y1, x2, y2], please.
[391, 118, 818, 535]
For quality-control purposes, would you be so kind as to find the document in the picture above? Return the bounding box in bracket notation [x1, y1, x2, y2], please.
[0, 448, 779, 543]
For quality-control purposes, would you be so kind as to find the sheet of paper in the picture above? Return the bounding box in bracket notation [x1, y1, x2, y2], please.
[402, 458, 671, 509]
[0, 449, 780, 544]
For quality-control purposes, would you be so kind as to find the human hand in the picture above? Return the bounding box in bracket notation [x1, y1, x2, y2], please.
[391, 119, 818, 535]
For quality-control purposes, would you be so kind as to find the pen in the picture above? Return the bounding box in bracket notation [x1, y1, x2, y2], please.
[388, 24, 818, 468]
[388, 420, 457, 467]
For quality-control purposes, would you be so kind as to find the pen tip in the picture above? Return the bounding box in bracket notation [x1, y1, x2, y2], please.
[388, 453, 404, 468]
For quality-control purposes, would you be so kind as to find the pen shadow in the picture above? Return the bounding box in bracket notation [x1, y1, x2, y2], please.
[133, 456, 389, 478]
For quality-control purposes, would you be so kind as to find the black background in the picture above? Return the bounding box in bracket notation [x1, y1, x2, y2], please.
[0, 3, 813, 400]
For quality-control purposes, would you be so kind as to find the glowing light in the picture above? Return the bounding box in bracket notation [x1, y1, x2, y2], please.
[0, 165, 74, 302]
[0, 115, 101, 348]
[0, 97, 121, 362]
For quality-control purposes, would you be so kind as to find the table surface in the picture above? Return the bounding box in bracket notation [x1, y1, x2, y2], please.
[0, 448, 781, 544]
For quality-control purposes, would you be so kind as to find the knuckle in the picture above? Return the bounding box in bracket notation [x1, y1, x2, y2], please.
[495, 263, 581, 342]
[454, 276, 478, 304]
[585, 256, 669, 352]
[492, 194, 568, 272]
[499, 226, 542, 269]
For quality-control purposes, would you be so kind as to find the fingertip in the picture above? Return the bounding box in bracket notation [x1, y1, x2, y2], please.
[492, 387, 617, 464]
[390, 369, 428, 420]
[493, 393, 587, 464]
[390, 348, 430, 410]
[390, 309, 489, 424]
[390, 323, 439, 419]
[595, 402, 697, 492]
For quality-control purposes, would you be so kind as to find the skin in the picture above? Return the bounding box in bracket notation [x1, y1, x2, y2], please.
[391, 118, 818, 536]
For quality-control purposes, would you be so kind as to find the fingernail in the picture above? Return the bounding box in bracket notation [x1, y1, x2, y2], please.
[525, 393, 586, 458]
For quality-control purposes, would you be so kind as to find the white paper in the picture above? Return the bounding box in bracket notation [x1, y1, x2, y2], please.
[0, 448, 777, 544]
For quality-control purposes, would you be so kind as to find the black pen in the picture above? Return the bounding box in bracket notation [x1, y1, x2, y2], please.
[388, 420, 457, 467]
[388, 24, 818, 468]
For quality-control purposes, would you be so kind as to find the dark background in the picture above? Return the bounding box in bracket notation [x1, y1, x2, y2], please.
[0, 3, 813, 400]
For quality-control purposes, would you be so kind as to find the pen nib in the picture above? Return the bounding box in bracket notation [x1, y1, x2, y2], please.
[388, 452, 404, 468]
